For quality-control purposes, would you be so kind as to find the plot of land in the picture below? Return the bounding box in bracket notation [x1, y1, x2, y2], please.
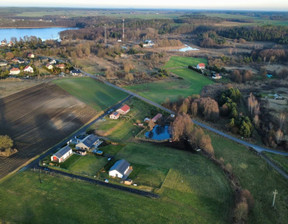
[163, 56, 207, 69]
[0, 142, 233, 224]
[54, 77, 128, 112]
[125, 68, 213, 103]
[0, 83, 97, 179]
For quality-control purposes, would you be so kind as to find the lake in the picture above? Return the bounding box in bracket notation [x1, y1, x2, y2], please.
[145, 125, 172, 141]
[0, 27, 77, 41]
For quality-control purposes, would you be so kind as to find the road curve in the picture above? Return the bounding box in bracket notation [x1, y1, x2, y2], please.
[84, 72, 288, 157]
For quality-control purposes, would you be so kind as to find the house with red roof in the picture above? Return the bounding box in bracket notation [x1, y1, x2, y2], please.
[196, 63, 205, 70]
[9, 68, 20, 75]
[116, 104, 130, 115]
[27, 53, 35, 59]
[24, 66, 34, 73]
[56, 64, 65, 69]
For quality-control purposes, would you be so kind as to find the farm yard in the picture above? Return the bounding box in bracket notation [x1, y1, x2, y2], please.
[0, 142, 233, 224]
[0, 83, 97, 179]
[125, 56, 213, 103]
[54, 77, 128, 112]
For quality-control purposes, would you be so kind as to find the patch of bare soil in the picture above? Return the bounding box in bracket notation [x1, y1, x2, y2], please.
[0, 83, 97, 179]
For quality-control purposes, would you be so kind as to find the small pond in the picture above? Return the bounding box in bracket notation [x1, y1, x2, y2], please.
[145, 125, 171, 141]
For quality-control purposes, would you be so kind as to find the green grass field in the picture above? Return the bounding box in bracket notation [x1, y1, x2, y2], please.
[263, 152, 288, 174]
[125, 68, 213, 103]
[163, 56, 207, 69]
[0, 142, 233, 224]
[54, 77, 128, 111]
[210, 132, 288, 224]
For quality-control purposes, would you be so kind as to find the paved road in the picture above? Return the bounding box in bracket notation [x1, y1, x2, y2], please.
[36, 166, 159, 198]
[84, 71, 288, 156]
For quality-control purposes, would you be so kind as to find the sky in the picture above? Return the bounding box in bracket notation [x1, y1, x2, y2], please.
[1, 0, 288, 11]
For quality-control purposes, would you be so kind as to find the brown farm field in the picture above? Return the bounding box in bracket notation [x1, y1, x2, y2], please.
[0, 83, 97, 179]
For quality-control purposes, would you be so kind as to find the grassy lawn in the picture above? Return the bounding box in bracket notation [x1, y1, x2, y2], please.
[163, 56, 207, 69]
[67, 154, 108, 176]
[263, 152, 288, 174]
[0, 141, 233, 224]
[93, 98, 164, 141]
[54, 77, 128, 111]
[125, 68, 213, 103]
[210, 132, 288, 224]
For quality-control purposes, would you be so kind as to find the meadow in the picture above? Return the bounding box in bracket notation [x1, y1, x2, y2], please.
[54, 77, 128, 112]
[210, 132, 288, 224]
[263, 152, 288, 174]
[0, 142, 233, 224]
[125, 56, 213, 103]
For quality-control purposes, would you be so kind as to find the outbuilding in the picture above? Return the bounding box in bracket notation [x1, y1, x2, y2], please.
[110, 112, 120, 119]
[109, 159, 133, 179]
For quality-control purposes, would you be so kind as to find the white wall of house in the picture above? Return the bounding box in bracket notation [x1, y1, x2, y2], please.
[109, 170, 123, 178]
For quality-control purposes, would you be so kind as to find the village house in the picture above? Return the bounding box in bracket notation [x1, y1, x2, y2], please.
[46, 64, 53, 70]
[109, 159, 133, 179]
[24, 66, 34, 73]
[70, 69, 82, 76]
[0, 61, 8, 66]
[56, 64, 65, 69]
[212, 73, 222, 79]
[152, 113, 162, 123]
[116, 104, 130, 115]
[1, 40, 7, 46]
[143, 40, 155, 47]
[196, 63, 205, 70]
[51, 145, 73, 163]
[76, 134, 103, 150]
[9, 68, 20, 75]
[110, 111, 120, 119]
[27, 53, 35, 59]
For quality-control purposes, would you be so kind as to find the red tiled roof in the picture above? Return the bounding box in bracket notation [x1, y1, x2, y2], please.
[198, 63, 205, 67]
[119, 104, 130, 112]
[10, 68, 20, 71]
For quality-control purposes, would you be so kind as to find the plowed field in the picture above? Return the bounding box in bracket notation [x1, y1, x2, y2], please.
[0, 83, 97, 179]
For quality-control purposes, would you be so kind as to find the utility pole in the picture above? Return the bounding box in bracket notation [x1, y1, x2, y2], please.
[272, 189, 278, 208]
[104, 24, 107, 45]
[122, 18, 125, 42]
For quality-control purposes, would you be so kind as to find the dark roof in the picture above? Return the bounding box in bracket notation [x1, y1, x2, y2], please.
[71, 69, 81, 73]
[109, 159, 130, 175]
[54, 145, 71, 159]
[81, 134, 99, 148]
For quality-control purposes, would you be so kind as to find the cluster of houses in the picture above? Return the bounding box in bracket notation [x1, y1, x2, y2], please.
[195, 63, 222, 80]
[109, 104, 130, 120]
[51, 134, 103, 163]
[1, 40, 13, 47]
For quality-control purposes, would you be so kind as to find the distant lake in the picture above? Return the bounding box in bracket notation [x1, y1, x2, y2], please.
[0, 27, 77, 41]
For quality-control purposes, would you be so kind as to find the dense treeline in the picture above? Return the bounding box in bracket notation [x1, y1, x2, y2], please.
[218, 26, 288, 44]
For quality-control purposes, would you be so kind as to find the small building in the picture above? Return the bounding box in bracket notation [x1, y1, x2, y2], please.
[116, 104, 130, 115]
[212, 73, 222, 79]
[0, 61, 7, 66]
[24, 65, 34, 73]
[46, 64, 53, 70]
[152, 113, 162, 123]
[49, 59, 57, 65]
[143, 40, 155, 47]
[76, 134, 103, 150]
[110, 112, 120, 120]
[1, 40, 7, 46]
[56, 64, 65, 69]
[51, 145, 73, 163]
[109, 159, 133, 179]
[196, 63, 205, 70]
[70, 69, 82, 76]
[9, 68, 20, 75]
[27, 53, 35, 59]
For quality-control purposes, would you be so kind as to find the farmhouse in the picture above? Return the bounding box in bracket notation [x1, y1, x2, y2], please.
[196, 63, 205, 70]
[116, 104, 130, 115]
[152, 113, 162, 122]
[51, 145, 73, 163]
[9, 68, 20, 75]
[76, 134, 103, 150]
[212, 73, 222, 79]
[24, 66, 34, 73]
[110, 112, 120, 119]
[109, 159, 133, 179]
[70, 69, 82, 76]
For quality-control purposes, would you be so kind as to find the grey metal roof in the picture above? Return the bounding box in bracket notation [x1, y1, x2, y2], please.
[81, 134, 99, 148]
[109, 159, 130, 175]
[54, 145, 71, 159]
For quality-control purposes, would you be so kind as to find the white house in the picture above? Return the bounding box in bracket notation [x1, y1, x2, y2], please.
[9, 68, 20, 75]
[196, 63, 205, 70]
[27, 53, 35, 59]
[76, 134, 103, 150]
[109, 159, 133, 179]
[24, 66, 34, 73]
[0, 61, 7, 66]
[212, 73, 222, 80]
[51, 145, 73, 163]
[46, 64, 53, 70]
[110, 112, 120, 120]
[143, 40, 155, 47]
